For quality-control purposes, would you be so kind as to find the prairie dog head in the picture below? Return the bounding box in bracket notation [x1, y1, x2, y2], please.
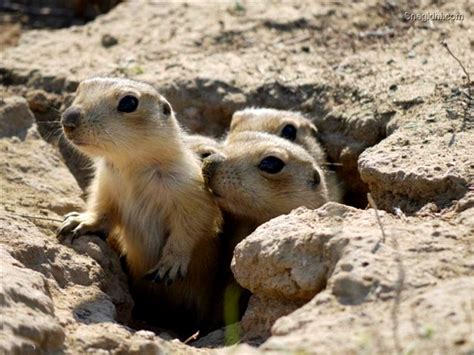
[228, 108, 322, 153]
[61, 77, 177, 163]
[202, 132, 329, 225]
[183, 134, 222, 161]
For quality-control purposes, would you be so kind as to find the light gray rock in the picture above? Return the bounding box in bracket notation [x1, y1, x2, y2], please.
[359, 124, 473, 213]
[232, 205, 350, 301]
[0, 96, 34, 139]
[231, 203, 473, 351]
[240, 295, 302, 342]
[0, 248, 65, 354]
[265, 277, 474, 354]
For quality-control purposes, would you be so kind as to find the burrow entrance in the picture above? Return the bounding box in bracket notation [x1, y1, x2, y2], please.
[0, 1, 121, 52]
[0, 0, 121, 29]
[22, 79, 384, 208]
[1, 71, 390, 344]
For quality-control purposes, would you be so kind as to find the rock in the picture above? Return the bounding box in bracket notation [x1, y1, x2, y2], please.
[0, 96, 34, 139]
[70, 322, 201, 354]
[101, 34, 118, 48]
[391, 82, 434, 108]
[218, 344, 262, 355]
[193, 323, 242, 348]
[232, 205, 350, 301]
[359, 124, 473, 213]
[265, 278, 474, 354]
[0, 248, 65, 353]
[232, 203, 473, 347]
[26, 89, 57, 113]
[240, 295, 301, 342]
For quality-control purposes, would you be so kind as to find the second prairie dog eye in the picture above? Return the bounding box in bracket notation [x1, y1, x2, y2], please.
[313, 169, 321, 186]
[258, 156, 285, 174]
[118, 95, 139, 113]
[281, 124, 297, 141]
[163, 102, 171, 116]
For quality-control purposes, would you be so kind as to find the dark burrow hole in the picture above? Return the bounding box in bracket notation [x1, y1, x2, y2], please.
[24, 87, 385, 346]
[0, 1, 121, 29]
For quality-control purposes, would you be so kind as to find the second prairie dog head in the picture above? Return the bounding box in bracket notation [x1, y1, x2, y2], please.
[228, 108, 326, 166]
[202, 132, 329, 225]
[61, 77, 178, 163]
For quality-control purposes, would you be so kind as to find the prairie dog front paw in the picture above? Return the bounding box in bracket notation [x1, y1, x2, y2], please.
[144, 242, 191, 285]
[57, 212, 107, 241]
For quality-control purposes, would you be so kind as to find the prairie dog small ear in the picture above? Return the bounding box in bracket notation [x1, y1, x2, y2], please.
[230, 111, 247, 131]
[308, 122, 320, 139]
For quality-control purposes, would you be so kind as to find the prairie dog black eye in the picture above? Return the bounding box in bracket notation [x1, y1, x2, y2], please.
[200, 152, 212, 159]
[311, 169, 321, 189]
[118, 95, 139, 113]
[258, 156, 285, 174]
[163, 102, 171, 116]
[281, 124, 297, 141]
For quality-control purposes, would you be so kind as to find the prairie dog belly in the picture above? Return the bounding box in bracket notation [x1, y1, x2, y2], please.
[113, 167, 170, 277]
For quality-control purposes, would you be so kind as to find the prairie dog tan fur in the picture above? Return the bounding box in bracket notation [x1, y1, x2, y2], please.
[203, 131, 329, 238]
[184, 134, 222, 160]
[57, 78, 222, 331]
[228, 108, 326, 165]
[228, 107, 342, 202]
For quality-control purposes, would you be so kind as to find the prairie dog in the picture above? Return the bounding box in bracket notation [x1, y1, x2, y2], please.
[57, 78, 222, 331]
[183, 134, 222, 161]
[203, 131, 329, 241]
[228, 107, 342, 202]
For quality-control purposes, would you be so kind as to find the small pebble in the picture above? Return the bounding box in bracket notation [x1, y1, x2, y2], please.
[101, 34, 118, 48]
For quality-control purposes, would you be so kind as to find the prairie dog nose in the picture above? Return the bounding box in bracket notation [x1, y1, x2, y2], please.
[202, 153, 225, 186]
[61, 106, 82, 133]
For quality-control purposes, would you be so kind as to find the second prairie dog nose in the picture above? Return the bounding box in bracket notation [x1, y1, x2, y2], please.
[61, 106, 82, 132]
[202, 153, 225, 185]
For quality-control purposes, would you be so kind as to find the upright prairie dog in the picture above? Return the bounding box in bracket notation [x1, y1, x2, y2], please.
[228, 107, 342, 202]
[183, 134, 222, 160]
[57, 78, 222, 331]
[203, 131, 329, 243]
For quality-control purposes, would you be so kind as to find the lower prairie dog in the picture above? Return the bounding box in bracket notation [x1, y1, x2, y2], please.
[183, 133, 222, 160]
[203, 131, 329, 244]
[228, 107, 342, 202]
[57, 77, 223, 333]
